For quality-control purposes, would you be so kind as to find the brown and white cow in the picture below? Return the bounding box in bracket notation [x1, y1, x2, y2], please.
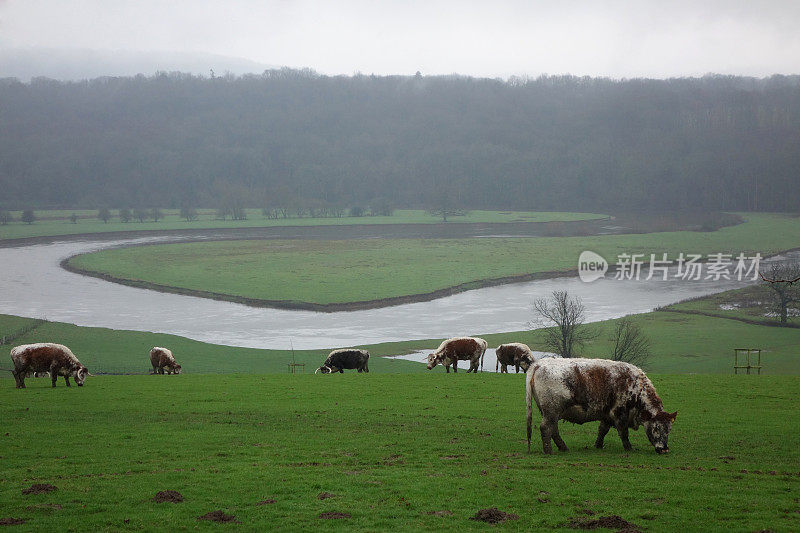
[10, 343, 89, 388]
[150, 347, 182, 375]
[495, 343, 534, 373]
[525, 358, 676, 454]
[426, 337, 488, 373]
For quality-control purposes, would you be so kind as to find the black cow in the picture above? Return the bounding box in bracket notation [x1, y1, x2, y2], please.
[316, 349, 370, 374]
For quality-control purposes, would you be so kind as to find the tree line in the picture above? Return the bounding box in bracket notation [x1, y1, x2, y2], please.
[1, 70, 799, 212]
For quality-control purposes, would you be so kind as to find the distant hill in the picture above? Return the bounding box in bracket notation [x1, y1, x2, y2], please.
[0, 47, 278, 81]
[0, 70, 798, 212]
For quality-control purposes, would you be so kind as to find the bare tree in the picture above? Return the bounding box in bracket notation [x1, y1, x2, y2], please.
[150, 207, 163, 222]
[0, 210, 11, 225]
[532, 291, 597, 358]
[119, 208, 131, 223]
[609, 318, 651, 367]
[761, 261, 800, 324]
[134, 208, 148, 223]
[180, 206, 198, 222]
[97, 208, 111, 223]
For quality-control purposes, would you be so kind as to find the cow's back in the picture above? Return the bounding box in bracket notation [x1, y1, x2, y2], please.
[150, 347, 173, 366]
[11, 343, 76, 371]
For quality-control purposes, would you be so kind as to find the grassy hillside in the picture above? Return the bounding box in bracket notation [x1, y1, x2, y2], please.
[67, 213, 800, 306]
[1, 374, 797, 531]
[0, 209, 605, 241]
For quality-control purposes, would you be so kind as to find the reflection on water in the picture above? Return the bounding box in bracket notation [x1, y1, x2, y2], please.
[0, 235, 787, 350]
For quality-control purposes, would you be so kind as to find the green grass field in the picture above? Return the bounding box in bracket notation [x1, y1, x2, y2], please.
[0, 209, 605, 241]
[1, 374, 798, 531]
[67, 213, 800, 306]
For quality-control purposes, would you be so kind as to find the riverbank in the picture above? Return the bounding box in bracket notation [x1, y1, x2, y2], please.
[62, 213, 794, 311]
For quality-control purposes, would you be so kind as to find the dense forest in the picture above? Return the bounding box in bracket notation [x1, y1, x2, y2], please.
[1, 70, 799, 212]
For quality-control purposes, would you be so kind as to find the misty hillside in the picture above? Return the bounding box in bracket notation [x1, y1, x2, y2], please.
[0, 48, 276, 81]
[1, 70, 799, 211]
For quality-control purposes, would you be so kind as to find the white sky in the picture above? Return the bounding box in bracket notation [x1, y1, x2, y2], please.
[1, 0, 799, 78]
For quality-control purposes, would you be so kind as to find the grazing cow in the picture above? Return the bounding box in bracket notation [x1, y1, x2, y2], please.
[316, 349, 370, 374]
[10, 343, 89, 388]
[495, 343, 534, 373]
[426, 337, 488, 373]
[525, 358, 676, 455]
[150, 347, 182, 375]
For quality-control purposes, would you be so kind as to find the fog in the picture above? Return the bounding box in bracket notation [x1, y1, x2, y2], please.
[1, 0, 799, 80]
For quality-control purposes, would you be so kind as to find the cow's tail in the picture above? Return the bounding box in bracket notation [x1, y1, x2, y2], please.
[525, 366, 536, 454]
[480, 340, 487, 372]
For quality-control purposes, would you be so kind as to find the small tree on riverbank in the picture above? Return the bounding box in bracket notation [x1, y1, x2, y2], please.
[532, 290, 597, 358]
[761, 261, 800, 324]
[609, 318, 651, 367]
[119, 208, 131, 223]
[21, 209, 35, 225]
[134, 208, 148, 223]
[0, 210, 10, 225]
[98, 208, 111, 223]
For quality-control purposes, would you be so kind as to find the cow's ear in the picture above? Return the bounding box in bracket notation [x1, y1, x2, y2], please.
[669, 411, 678, 422]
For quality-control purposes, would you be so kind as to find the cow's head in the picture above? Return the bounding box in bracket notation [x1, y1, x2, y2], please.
[72, 364, 89, 387]
[426, 353, 442, 370]
[170, 364, 182, 375]
[516, 353, 534, 372]
[315, 365, 333, 374]
[642, 410, 677, 454]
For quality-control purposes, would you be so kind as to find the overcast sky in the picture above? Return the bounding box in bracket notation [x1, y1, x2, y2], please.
[2, 0, 799, 79]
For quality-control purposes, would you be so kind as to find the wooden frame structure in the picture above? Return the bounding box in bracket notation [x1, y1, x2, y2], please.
[734, 348, 762, 375]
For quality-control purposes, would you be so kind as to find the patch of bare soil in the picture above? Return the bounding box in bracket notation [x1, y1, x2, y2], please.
[318, 512, 351, 519]
[197, 510, 239, 523]
[256, 499, 276, 505]
[317, 492, 337, 500]
[152, 490, 183, 503]
[0, 518, 26, 526]
[25, 504, 62, 511]
[425, 510, 453, 516]
[21, 483, 57, 495]
[469, 508, 519, 524]
[567, 515, 640, 531]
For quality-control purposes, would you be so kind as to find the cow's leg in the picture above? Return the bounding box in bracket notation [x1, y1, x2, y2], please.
[615, 423, 633, 451]
[12, 369, 23, 388]
[64, 375, 71, 387]
[539, 418, 555, 455]
[595, 422, 611, 448]
[515, 364, 520, 373]
[51, 371, 58, 388]
[551, 424, 569, 452]
[452, 360, 458, 372]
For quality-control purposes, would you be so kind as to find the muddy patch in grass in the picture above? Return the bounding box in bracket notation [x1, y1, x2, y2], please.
[152, 490, 183, 503]
[197, 510, 239, 523]
[25, 503, 62, 511]
[567, 515, 640, 531]
[0, 518, 26, 526]
[425, 510, 453, 517]
[318, 512, 351, 519]
[470, 508, 519, 524]
[22, 483, 57, 495]
[256, 499, 276, 505]
[317, 492, 337, 500]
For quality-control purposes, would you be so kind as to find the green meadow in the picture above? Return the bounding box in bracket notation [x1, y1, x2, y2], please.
[0, 209, 604, 241]
[0, 374, 797, 531]
[67, 213, 800, 306]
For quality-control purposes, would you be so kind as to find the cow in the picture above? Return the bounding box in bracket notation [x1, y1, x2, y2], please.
[525, 358, 677, 455]
[426, 337, 488, 373]
[495, 343, 534, 373]
[10, 343, 89, 388]
[316, 349, 370, 374]
[150, 347, 182, 375]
